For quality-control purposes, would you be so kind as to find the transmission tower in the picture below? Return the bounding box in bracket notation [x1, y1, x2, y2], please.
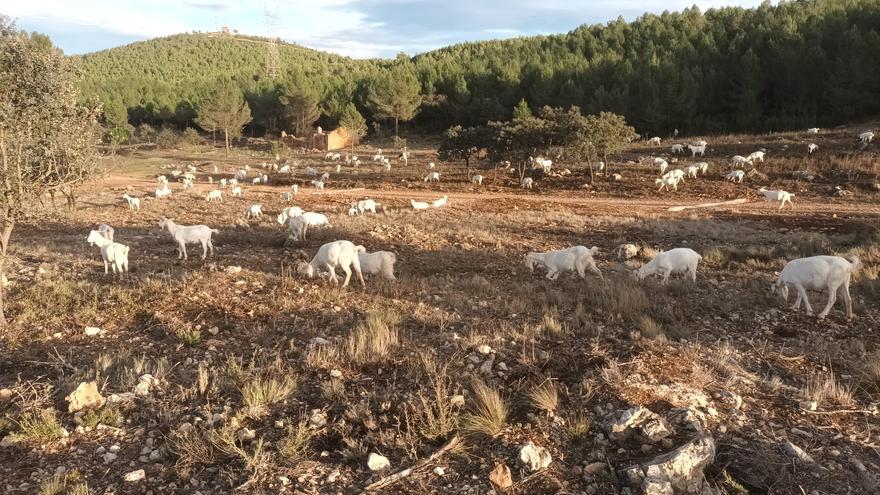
[264, 3, 281, 79]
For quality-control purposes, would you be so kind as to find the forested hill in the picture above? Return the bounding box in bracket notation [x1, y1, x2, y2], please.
[75, 0, 880, 135]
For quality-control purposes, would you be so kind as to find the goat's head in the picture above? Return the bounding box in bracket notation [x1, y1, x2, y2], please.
[523, 254, 537, 272]
[770, 282, 789, 301]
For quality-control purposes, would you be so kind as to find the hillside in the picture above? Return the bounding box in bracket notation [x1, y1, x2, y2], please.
[74, 0, 880, 134]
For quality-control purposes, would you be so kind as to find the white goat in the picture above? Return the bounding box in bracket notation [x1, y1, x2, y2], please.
[726, 170, 745, 183]
[231, 187, 242, 197]
[320, 172, 330, 181]
[807, 143, 818, 154]
[245, 204, 263, 219]
[304, 240, 366, 288]
[685, 165, 699, 179]
[291, 184, 299, 195]
[771, 256, 860, 320]
[411, 199, 430, 210]
[522, 177, 534, 189]
[657, 160, 668, 175]
[758, 187, 794, 208]
[288, 212, 331, 241]
[229, 178, 238, 188]
[663, 169, 685, 182]
[688, 144, 706, 157]
[311, 180, 325, 190]
[647, 137, 662, 146]
[281, 192, 294, 202]
[122, 194, 140, 211]
[428, 162, 436, 169]
[206, 190, 223, 202]
[305, 167, 318, 176]
[693, 140, 708, 147]
[806, 128, 819, 134]
[695, 162, 709, 174]
[471, 175, 483, 185]
[671, 144, 684, 154]
[158, 217, 218, 260]
[97, 223, 114, 242]
[859, 131, 874, 143]
[155, 187, 172, 199]
[220, 178, 228, 188]
[524, 246, 602, 281]
[235, 169, 247, 180]
[432, 195, 448, 208]
[86, 230, 129, 277]
[277, 206, 304, 225]
[357, 250, 397, 280]
[424, 172, 440, 182]
[656, 176, 680, 192]
[635, 248, 701, 284]
[747, 151, 765, 163]
[731, 155, 750, 168]
[279, 165, 291, 173]
[356, 199, 378, 214]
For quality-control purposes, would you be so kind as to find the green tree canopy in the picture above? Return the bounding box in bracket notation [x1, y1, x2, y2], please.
[338, 103, 367, 153]
[196, 83, 252, 156]
[367, 63, 422, 137]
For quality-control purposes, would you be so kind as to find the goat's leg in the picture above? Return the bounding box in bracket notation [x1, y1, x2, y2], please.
[353, 262, 366, 287]
[207, 239, 214, 256]
[588, 263, 603, 280]
[104, 260, 109, 275]
[340, 265, 352, 287]
[326, 265, 339, 284]
[180, 243, 187, 261]
[818, 283, 840, 320]
[689, 265, 697, 282]
[796, 285, 813, 315]
[840, 281, 853, 320]
[661, 269, 671, 285]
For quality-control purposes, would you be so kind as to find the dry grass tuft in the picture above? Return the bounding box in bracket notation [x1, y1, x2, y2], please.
[346, 310, 400, 365]
[461, 379, 508, 438]
[239, 376, 297, 416]
[541, 311, 567, 337]
[801, 372, 855, 407]
[38, 470, 89, 495]
[169, 429, 217, 468]
[305, 343, 341, 369]
[860, 353, 880, 395]
[566, 411, 592, 443]
[12, 408, 64, 443]
[638, 315, 664, 340]
[527, 380, 559, 414]
[404, 354, 460, 441]
[600, 360, 626, 391]
[81, 407, 123, 429]
[278, 417, 312, 463]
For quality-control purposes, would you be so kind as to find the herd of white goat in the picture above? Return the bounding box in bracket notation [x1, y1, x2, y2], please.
[83, 127, 870, 320]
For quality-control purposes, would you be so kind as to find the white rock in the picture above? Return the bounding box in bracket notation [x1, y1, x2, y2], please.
[123, 469, 145, 482]
[433, 466, 446, 476]
[84, 326, 101, 336]
[103, 452, 117, 464]
[309, 409, 327, 428]
[109, 444, 121, 453]
[477, 344, 492, 355]
[237, 428, 256, 442]
[134, 374, 158, 396]
[367, 453, 391, 471]
[311, 337, 331, 346]
[782, 441, 815, 464]
[518, 441, 552, 472]
[327, 470, 341, 482]
[450, 395, 465, 408]
[330, 369, 343, 378]
[625, 433, 716, 494]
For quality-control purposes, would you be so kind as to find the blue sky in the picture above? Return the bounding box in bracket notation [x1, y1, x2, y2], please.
[6, 0, 767, 58]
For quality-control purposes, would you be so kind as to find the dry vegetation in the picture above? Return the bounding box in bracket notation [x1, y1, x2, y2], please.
[1, 127, 880, 494]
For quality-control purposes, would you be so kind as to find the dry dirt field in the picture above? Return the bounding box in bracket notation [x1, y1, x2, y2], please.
[1, 127, 880, 495]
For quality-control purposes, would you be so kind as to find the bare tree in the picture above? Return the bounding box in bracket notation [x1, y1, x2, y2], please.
[0, 17, 100, 326]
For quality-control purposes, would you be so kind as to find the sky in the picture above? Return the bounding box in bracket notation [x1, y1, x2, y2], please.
[5, 0, 767, 58]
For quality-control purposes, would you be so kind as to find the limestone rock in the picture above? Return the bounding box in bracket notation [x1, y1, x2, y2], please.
[123, 469, 146, 482]
[489, 463, 513, 489]
[367, 452, 390, 471]
[84, 327, 102, 336]
[134, 374, 159, 396]
[65, 382, 105, 413]
[624, 433, 716, 494]
[606, 407, 672, 443]
[518, 441, 553, 472]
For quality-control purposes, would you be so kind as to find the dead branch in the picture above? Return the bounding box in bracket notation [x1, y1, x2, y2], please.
[362, 435, 462, 493]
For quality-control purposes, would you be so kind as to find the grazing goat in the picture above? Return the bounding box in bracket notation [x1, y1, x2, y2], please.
[122, 194, 140, 211]
[657, 160, 668, 175]
[432, 195, 448, 208]
[695, 162, 709, 174]
[205, 190, 223, 202]
[671, 144, 684, 154]
[424, 172, 440, 182]
[656, 176, 680, 192]
[731, 155, 750, 168]
[357, 250, 397, 280]
[158, 217, 218, 260]
[281, 192, 294, 202]
[524, 246, 602, 281]
[291, 184, 299, 195]
[771, 255, 860, 320]
[304, 240, 366, 288]
[219, 178, 228, 188]
[688, 144, 706, 157]
[686, 165, 700, 179]
[155, 187, 172, 199]
[278, 165, 290, 173]
[288, 212, 331, 241]
[693, 140, 708, 147]
[663, 169, 685, 183]
[807, 143, 818, 154]
[245, 204, 263, 219]
[86, 230, 129, 277]
[522, 177, 534, 189]
[471, 175, 483, 185]
[758, 187, 794, 208]
[647, 137, 662, 146]
[277, 206, 304, 225]
[231, 187, 242, 197]
[311, 180, 325, 190]
[726, 170, 745, 183]
[356, 199, 378, 214]
[747, 151, 765, 163]
[859, 131, 874, 143]
[635, 248, 701, 284]
[411, 199, 430, 210]
[806, 127, 819, 134]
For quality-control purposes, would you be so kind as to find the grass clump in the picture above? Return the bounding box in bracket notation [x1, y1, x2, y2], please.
[461, 379, 507, 438]
[38, 470, 89, 495]
[82, 407, 123, 429]
[278, 417, 312, 463]
[12, 408, 64, 442]
[566, 412, 592, 443]
[527, 380, 559, 414]
[801, 372, 855, 407]
[345, 310, 400, 365]
[404, 354, 460, 441]
[240, 376, 297, 416]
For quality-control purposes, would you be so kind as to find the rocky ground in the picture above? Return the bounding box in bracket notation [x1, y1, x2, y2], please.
[1, 128, 879, 494]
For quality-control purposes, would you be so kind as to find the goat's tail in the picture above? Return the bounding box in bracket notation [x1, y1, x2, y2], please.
[849, 255, 862, 272]
[211, 229, 220, 235]
[354, 245, 366, 254]
[122, 246, 130, 256]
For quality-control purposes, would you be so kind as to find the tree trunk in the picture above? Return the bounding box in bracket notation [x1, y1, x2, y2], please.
[465, 156, 471, 178]
[394, 117, 399, 138]
[0, 217, 14, 327]
[224, 129, 230, 157]
[586, 158, 594, 184]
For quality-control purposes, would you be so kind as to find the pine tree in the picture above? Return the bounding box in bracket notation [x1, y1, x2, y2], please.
[367, 63, 422, 137]
[512, 98, 532, 119]
[338, 103, 366, 153]
[196, 84, 252, 156]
